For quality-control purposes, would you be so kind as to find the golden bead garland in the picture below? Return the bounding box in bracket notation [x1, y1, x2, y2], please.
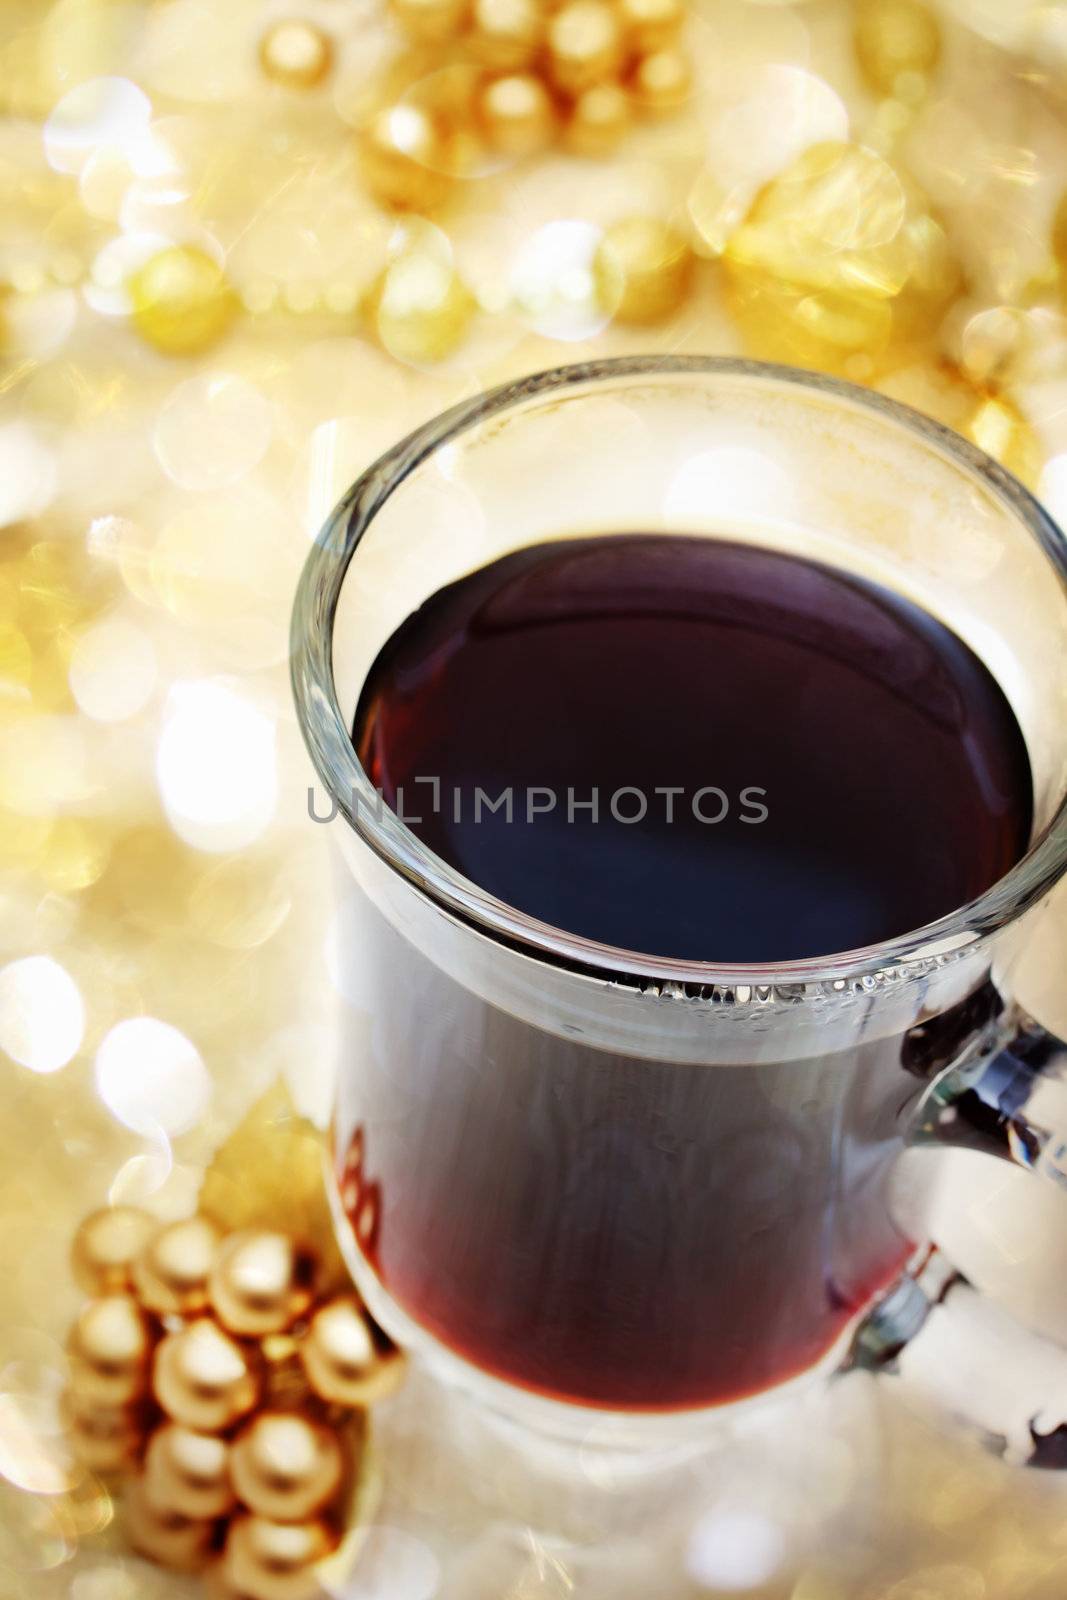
[65, 1204, 403, 1599]
[1, 0, 1065, 435]
[367, 0, 693, 193]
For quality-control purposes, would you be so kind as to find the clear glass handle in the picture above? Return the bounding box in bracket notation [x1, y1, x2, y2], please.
[910, 1008, 1067, 1182]
[849, 1006, 1067, 1467]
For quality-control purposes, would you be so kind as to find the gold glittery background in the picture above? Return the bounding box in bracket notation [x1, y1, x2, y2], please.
[4, 0, 1067, 1594]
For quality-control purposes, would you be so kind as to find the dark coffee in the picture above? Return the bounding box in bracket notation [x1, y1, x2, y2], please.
[337, 533, 1032, 1410]
[354, 534, 1031, 962]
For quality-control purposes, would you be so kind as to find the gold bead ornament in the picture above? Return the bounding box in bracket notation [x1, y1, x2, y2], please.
[72, 1207, 156, 1296]
[154, 1318, 262, 1433]
[128, 246, 239, 356]
[629, 46, 691, 115]
[564, 83, 631, 154]
[68, 1294, 155, 1407]
[358, 104, 456, 212]
[230, 1413, 345, 1522]
[470, 0, 544, 69]
[209, 1230, 318, 1337]
[124, 1480, 218, 1574]
[367, 244, 477, 363]
[616, 0, 683, 54]
[258, 20, 334, 89]
[220, 1514, 338, 1600]
[478, 73, 557, 155]
[133, 1213, 223, 1315]
[64, 1201, 400, 1584]
[299, 1294, 407, 1407]
[548, 1, 624, 94]
[144, 1425, 236, 1520]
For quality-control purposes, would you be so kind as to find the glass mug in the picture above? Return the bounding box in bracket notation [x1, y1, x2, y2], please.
[292, 356, 1067, 1446]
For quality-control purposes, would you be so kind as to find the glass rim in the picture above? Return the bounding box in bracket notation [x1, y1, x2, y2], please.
[291, 354, 1067, 988]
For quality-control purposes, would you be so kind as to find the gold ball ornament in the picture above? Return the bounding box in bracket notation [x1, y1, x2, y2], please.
[128, 246, 239, 357]
[368, 246, 477, 364]
[154, 1319, 261, 1434]
[854, 0, 941, 102]
[594, 215, 693, 323]
[616, 0, 683, 55]
[230, 1413, 345, 1523]
[478, 74, 557, 156]
[209, 1231, 318, 1338]
[71, 1207, 155, 1296]
[390, 0, 470, 39]
[471, 0, 544, 69]
[65, 1397, 145, 1478]
[133, 1214, 223, 1316]
[144, 1424, 235, 1520]
[358, 105, 455, 212]
[299, 1295, 406, 1407]
[259, 20, 334, 89]
[220, 1514, 338, 1600]
[123, 1480, 217, 1574]
[68, 1295, 155, 1407]
[564, 83, 631, 155]
[548, 1, 624, 94]
[630, 46, 691, 115]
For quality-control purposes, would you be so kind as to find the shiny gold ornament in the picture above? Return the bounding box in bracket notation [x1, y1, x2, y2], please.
[358, 105, 455, 212]
[71, 1207, 155, 1297]
[209, 1231, 318, 1338]
[299, 1295, 406, 1407]
[594, 215, 693, 323]
[128, 247, 239, 357]
[854, 0, 941, 102]
[564, 83, 631, 155]
[471, 0, 543, 69]
[368, 246, 477, 364]
[258, 20, 334, 89]
[617, 0, 683, 54]
[548, 1, 624, 94]
[68, 1296, 155, 1407]
[220, 1514, 338, 1600]
[478, 74, 557, 156]
[629, 46, 692, 115]
[390, 0, 470, 39]
[133, 1214, 223, 1316]
[65, 1399, 145, 1479]
[230, 1413, 345, 1523]
[123, 1480, 217, 1574]
[144, 1425, 235, 1520]
[154, 1319, 261, 1434]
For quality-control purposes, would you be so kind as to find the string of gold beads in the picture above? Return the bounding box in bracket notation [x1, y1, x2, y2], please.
[364, 0, 693, 204]
[65, 1207, 403, 1599]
